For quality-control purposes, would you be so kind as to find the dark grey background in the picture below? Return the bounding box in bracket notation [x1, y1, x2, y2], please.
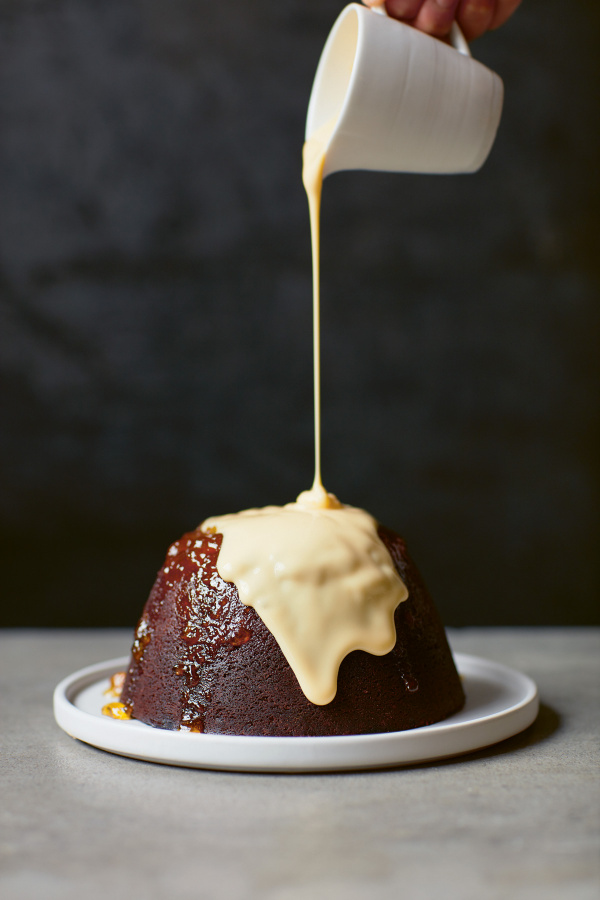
[1, 0, 598, 627]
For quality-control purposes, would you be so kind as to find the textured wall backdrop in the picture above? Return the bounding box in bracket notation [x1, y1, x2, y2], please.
[0, 0, 598, 626]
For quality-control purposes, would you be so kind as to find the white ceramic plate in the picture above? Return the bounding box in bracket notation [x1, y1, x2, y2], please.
[53, 653, 538, 772]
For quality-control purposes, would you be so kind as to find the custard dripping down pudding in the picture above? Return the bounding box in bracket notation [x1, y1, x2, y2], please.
[119, 490, 465, 736]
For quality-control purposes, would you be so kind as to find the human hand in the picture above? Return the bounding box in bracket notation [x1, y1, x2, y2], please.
[362, 0, 522, 42]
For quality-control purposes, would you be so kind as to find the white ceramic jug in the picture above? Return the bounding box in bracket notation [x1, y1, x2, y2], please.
[305, 2, 504, 178]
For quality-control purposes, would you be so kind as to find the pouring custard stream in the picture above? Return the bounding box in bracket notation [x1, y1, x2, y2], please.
[299, 114, 338, 510]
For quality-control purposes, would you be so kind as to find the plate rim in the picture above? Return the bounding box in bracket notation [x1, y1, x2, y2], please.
[53, 653, 539, 772]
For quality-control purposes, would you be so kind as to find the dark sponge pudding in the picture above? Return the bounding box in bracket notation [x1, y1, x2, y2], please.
[121, 522, 465, 736]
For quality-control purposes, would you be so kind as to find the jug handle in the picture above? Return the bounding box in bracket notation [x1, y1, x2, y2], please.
[369, 2, 471, 57]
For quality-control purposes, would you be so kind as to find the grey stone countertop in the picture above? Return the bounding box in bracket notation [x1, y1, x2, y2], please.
[1, 628, 599, 900]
